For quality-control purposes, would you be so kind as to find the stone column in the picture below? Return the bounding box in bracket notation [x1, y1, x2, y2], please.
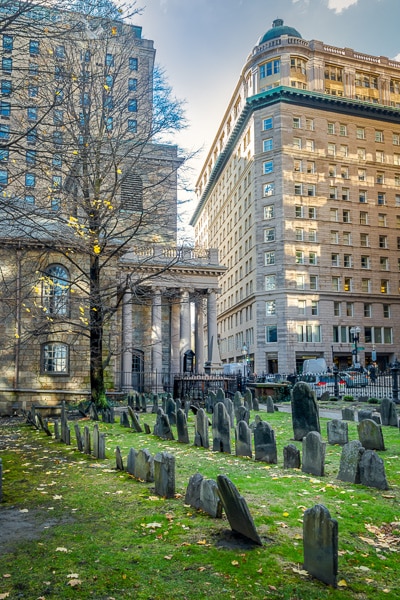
[180, 289, 191, 369]
[194, 294, 205, 374]
[152, 288, 163, 390]
[170, 298, 180, 374]
[121, 288, 132, 390]
[207, 289, 221, 371]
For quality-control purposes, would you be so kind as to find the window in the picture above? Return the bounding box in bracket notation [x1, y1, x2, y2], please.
[1, 80, 11, 96]
[266, 325, 278, 343]
[344, 277, 352, 292]
[26, 149, 36, 165]
[359, 211, 368, 225]
[308, 229, 317, 242]
[376, 172, 384, 184]
[295, 205, 304, 218]
[42, 342, 68, 374]
[266, 300, 276, 315]
[128, 98, 137, 112]
[52, 175, 62, 190]
[264, 183, 274, 196]
[340, 144, 348, 157]
[375, 130, 384, 142]
[361, 278, 371, 293]
[394, 154, 400, 166]
[51, 198, 61, 211]
[309, 251, 317, 265]
[264, 205, 274, 219]
[28, 85, 38, 98]
[264, 251, 275, 265]
[346, 303, 354, 317]
[293, 137, 302, 149]
[306, 184, 316, 196]
[298, 300, 306, 315]
[343, 254, 352, 268]
[383, 305, 391, 318]
[53, 109, 63, 125]
[331, 253, 340, 267]
[327, 122, 335, 134]
[308, 207, 316, 219]
[25, 173, 35, 187]
[309, 275, 318, 290]
[264, 227, 275, 242]
[380, 256, 389, 270]
[260, 59, 280, 78]
[379, 235, 387, 248]
[25, 195, 34, 204]
[27, 106, 37, 121]
[263, 138, 273, 152]
[2, 35, 13, 52]
[393, 133, 400, 145]
[339, 124, 347, 136]
[332, 276, 340, 291]
[293, 117, 301, 129]
[364, 304, 372, 318]
[263, 117, 273, 130]
[329, 186, 337, 199]
[361, 256, 370, 269]
[396, 194, 400, 206]
[42, 264, 69, 315]
[0, 169, 8, 186]
[306, 161, 315, 173]
[376, 150, 385, 163]
[0, 100, 10, 116]
[0, 148, 8, 162]
[357, 148, 366, 160]
[29, 40, 39, 55]
[305, 118, 314, 131]
[327, 143, 336, 156]
[342, 210, 350, 224]
[380, 280, 389, 294]
[2, 57, 12, 72]
[342, 188, 350, 201]
[298, 275, 305, 290]
[329, 164, 336, 177]
[263, 160, 273, 174]
[359, 190, 367, 203]
[128, 78, 137, 91]
[53, 131, 63, 147]
[129, 57, 138, 71]
[311, 301, 318, 316]
[295, 250, 304, 264]
[293, 159, 302, 172]
[265, 275, 276, 290]
[294, 183, 302, 196]
[105, 116, 113, 131]
[356, 127, 365, 139]
[27, 128, 37, 144]
[334, 301, 341, 317]
[378, 213, 387, 227]
[105, 53, 114, 66]
[305, 139, 314, 152]
[29, 63, 38, 76]
[295, 228, 304, 241]
[331, 230, 339, 244]
[127, 119, 137, 133]
[330, 208, 338, 222]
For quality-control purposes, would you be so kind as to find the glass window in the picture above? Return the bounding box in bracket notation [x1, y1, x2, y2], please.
[2, 35, 13, 52]
[263, 138, 273, 152]
[263, 117, 273, 130]
[26, 149, 36, 165]
[266, 300, 276, 315]
[0, 148, 9, 162]
[334, 301, 341, 317]
[105, 53, 114, 66]
[51, 198, 61, 211]
[264, 251, 275, 265]
[327, 122, 335, 134]
[309, 275, 318, 290]
[264, 183, 274, 196]
[29, 40, 40, 55]
[0, 100, 10, 116]
[264, 227, 275, 242]
[263, 160, 273, 174]
[265, 275, 276, 290]
[25, 173, 35, 187]
[311, 301, 319, 316]
[52, 175, 62, 190]
[383, 304, 390, 318]
[264, 205, 274, 219]
[308, 207, 316, 219]
[1, 79, 11, 96]
[0, 169, 8, 186]
[2, 57, 12, 72]
[364, 304, 372, 318]
[55, 45, 65, 60]
[129, 57, 138, 70]
[128, 98, 137, 112]
[42, 264, 69, 315]
[309, 251, 317, 265]
[42, 342, 68, 374]
[356, 127, 365, 139]
[27, 106, 37, 121]
[25, 194, 35, 204]
[266, 325, 277, 343]
[128, 78, 137, 91]
[293, 117, 301, 129]
[127, 119, 137, 133]
[28, 85, 38, 98]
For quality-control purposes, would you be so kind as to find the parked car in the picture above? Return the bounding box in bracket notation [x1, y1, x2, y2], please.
[299, 373, 345, 398]
[340, 371, 369, 388]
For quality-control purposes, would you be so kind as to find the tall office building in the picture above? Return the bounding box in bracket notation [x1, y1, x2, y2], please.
[191, 19, 400, 375]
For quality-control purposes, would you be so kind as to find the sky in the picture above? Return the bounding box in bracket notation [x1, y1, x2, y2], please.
[132, 0, 400, 233]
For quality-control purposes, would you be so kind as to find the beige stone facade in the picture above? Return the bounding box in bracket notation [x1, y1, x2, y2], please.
[191, 19, 400, 375]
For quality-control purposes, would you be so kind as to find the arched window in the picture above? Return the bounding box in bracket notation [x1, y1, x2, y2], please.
[42, 264, 69, 315]
[121, 172, 143, 212]
[41, 342, 69, 374]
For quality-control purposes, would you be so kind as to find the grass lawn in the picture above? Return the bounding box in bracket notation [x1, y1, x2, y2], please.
[0, 405, 399, 600]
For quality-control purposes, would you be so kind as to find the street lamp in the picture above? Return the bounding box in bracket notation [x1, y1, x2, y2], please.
[241, 344, 248, 378]
[350, 326, 361, 368]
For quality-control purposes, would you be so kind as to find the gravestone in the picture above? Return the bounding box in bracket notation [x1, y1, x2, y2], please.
[194, 408, 209, 449]
[266, 396, 275, 413]
[371, 412, 382, 425]
[235, 420, 252, 458]
[98, 433, 106, 459]
[128, 406, 143, 433]
[217, 475, 262, 546]
[185, 473, 223, 518]
[254, 420, 277, 463]
[216, 388, 225, 403]
[140, 395, 147, 413]
[235, 405, 250, 425]
[120, 411, 130, 428]
[144, 423, 151, 434]
[185, 473, 203, 509]
[212, 402, 231, 454]
[302, 432, 326, 477]
[151, 394, 159, 414]
[283, 444, 301, 469]
[208, 391, 217, 411]
[337, 440, 364, 484]
[380, 397, 399, 427]
[359, 450, 389, 490]
[303, 504, 338, 587]
[37, 414, 52, 436]
[327, 419, 348, 446]
[165, 397, 177, 425]
[358, 409, 373, 423]
[154, 452, 175, 498]
[252, 396, 260, 411]
[153, 408, 174, 441]
[341, 406, 356, 421]
[233, 391, 243, 409]
[176, 408, 190, 444]
[93, 424, 99, 458]
[0, 457, 2, 502]
[54, 420, 60, 440]
[244, 389, 253, 410]
[127, 390, 135, 407]
[224, 397, 235, 428]
[250, 414, 262, 432]
[357, 419, 385, 451]
[135, 394, 141, 412]
[134, 449, 154, 482]
[115, 446, 124, 471]
[88, 403, 99, 421]
[83, 425, 91, 455]
[291, 382, 320, 441]
[126, 447, 136, 475]
[74, 423, 83, 451]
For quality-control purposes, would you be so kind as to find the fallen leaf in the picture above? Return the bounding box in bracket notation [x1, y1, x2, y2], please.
[67, 573, 79, 578]
[197, 539, 207, 545]
[145, 522, 162, 529]
[337, 579, 348, 587]
[55, 547, 69, 552]
[231, 560, 239, 566]
[164, 555, 172, 560]
[67, 579, 81, 587]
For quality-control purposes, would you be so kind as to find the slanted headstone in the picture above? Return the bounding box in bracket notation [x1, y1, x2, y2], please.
[74, 422, 83, 451]
[235, 405, 249, 425]
[212, 402, 231, 454]
[83, 425, 91, 455]
[380, 397, 399, 427]
[126, 447, 136, 475]
[357, 419, 385, 451]
[128, 406, 143, 433]
[154, 452, 175, 498]
[254, 420, 277, 464]
[165, 397, 177, 425]
[185, 473, 223, 518]
[37, 414, 52, 436]
[135, 394, 141, 412]
[134, 449, 154, 482]
[217, 475, 262, 546]
[302, 431, 326, 477]
[359, 449, 389, 490]
[144, 423, 151, 434]
[120, 411, 130, 428]
[283, 444, 301, 469]
[337, 440, 364, 484]
[266, 396, 275, 413]
[327, 419, 348, 446]
[358, 409, 373, 423]
[235, 420, 252, 458]
[303, 504, 338, 587]
[153, 408, 174, 441]
[291, 382, 320, 441]
[176, 408, 190, 444]
[341, 406, 356, 421]
[194, 408, 209, 449]
[115, 446, 124, 471]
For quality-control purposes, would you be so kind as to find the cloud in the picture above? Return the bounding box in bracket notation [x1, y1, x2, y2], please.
[327, 0, 358, 13]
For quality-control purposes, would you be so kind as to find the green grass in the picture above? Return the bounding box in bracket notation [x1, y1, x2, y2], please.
[0, 408, 399, 599]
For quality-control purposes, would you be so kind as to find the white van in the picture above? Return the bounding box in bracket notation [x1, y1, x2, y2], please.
[302, 358, 327, 374]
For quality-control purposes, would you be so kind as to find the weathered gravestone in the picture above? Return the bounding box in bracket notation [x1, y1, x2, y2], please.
[74, 423, 83, 452]
[291, 382, 320, 441]
[233, 391, 243, 409]
[243, 389, 253, 411]
[303, 504, 338, 587]
[151, 394, 159, 414]
[165, 397, 177, 426]
[83, 425, 91, 455]
[53, 420, 60, 440]
[37, 414, 52, 437]
[0, 457, 2, 502]
[235, 405, 250, 425]
[223, 397, 235, 428]
[302, 431, 326, 477]
[128, 406, 143, 433]
[250, 414, 262, 432]
[358, 409, 373, 423]
[127, 390, 135, 407]
[140, 395, 147, 413]
[216, 388, 225, 404]
[327, 419, 348, 446]
[341, 406, 356, 421]
[153, 408, 174, 441]
[154, 452, 175, 498]
[380, 397, 399, 427]
[252, 396, 260, 411]
[134, 449, 154, 482]
[359, 449, 389, 490]
[337, 440, 364, 484]
[283, 444, 301, 469]
[115, 446, 124, 471]
[120, 411, 130, 428]
[254, 420, 277, 464]
[185, 473, 223, 518]
[176, 408, 190, 444]
[266, 396, 275, 413]
[217, 475, 262, 546]
[194, 408, 209, 449]
[235, 420, 252, 458]
[144, 423, 151, 434]
[357, 419, 385, 451]
[212, 402, 231, 454]
[101, 407, 114, 424]
[126, 447, 136, 476]
[92, 424, 106, 459]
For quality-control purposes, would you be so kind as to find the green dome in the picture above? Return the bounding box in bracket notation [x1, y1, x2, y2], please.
[258, 18, 302, 44]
